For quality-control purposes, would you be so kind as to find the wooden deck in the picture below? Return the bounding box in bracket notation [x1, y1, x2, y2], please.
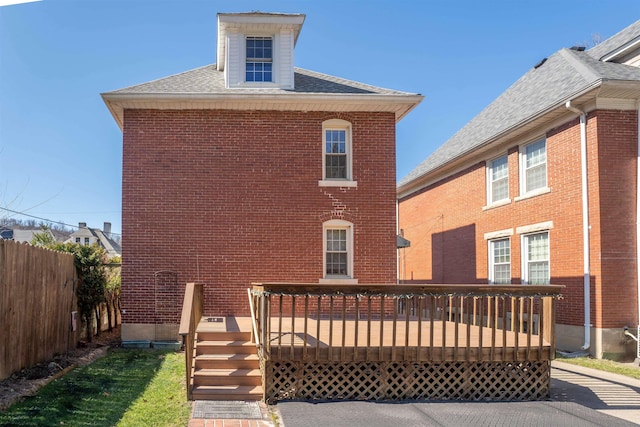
[181, 283, 563, 402]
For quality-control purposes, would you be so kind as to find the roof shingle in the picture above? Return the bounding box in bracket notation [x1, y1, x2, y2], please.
[399, 20, 640, 189]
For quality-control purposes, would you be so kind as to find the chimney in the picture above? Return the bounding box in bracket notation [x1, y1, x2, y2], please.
[103, 222, 112, 238]
[79, 222, 87, 228]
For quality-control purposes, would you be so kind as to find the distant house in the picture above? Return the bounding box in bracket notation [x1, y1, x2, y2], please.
[0, 227, 56, 243]
[13, 228, 56, 243]
[66, 222, 121, 258]
[397, 20, 640, 360]
[102, 12, 423, 342]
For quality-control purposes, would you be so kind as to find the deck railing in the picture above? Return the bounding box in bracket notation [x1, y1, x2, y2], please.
[178, 282, 203, 400]
[250, 283, 563, 363]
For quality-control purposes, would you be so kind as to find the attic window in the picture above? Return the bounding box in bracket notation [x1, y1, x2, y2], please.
[246, 36, 273, 82]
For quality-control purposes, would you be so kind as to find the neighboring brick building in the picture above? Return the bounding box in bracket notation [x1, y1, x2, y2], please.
[102, 12, 422, 342]
[398, 20, 640, 360]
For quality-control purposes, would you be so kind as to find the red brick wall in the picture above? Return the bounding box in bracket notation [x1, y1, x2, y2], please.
[398, 110, 638, 328]
[121, 109, 398, 323]
[592, 110, 638, 328]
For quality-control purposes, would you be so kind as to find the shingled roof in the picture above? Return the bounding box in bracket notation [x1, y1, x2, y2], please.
[398, 20, 640, 192]
[102, 66, 423, 128]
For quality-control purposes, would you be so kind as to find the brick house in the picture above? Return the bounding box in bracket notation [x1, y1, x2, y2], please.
[102, 12, 422, 342]
[397, 20, 640, 360]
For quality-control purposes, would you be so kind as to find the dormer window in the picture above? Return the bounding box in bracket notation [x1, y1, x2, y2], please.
[217, 12, 305, 90]
[246, 37, 273, 82]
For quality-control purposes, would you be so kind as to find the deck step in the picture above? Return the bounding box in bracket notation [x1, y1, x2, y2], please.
[194, 368, 262, 386]
[195, 340, 257, 355]
[195, 353, 260, 370]
[192, 385, 263, 401]
[196, 331, 252, 341]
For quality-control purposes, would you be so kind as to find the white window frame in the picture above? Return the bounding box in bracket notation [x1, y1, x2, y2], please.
[518, 138, 548, 198]
[235, 33, 280, 88]
[319, 119, 357, 188]
[320, 219, 357, 284]
[245, 36, 273, 83]
[488, 237, 511, 284]
[521, 231, 550, 285]
[486, 154, 510, 206]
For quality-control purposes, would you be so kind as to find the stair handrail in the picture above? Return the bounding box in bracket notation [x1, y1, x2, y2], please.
[247, 288, 261, 349]
[178, 282, 203, 401]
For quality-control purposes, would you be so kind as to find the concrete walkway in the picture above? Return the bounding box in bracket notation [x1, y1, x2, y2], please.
[190, 360, 640, 427]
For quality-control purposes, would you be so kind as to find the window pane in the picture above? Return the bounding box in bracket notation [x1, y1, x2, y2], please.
[326, 154, 347, 179]
[527, 233, 548, 261]
[491, 156, 508, 181]
[492, 178, 508, 202]
[245, 37, 273, 82]
[528, 262, 549, 285]
[526, 164, 546, 192]
[490, 156, 509, 203]
[526, 232, 549, 284]
[326, 229, 348, 276]
[494, 264, 511, 284]
[525, 140, 546, 191]
[490, 238, 510, 284]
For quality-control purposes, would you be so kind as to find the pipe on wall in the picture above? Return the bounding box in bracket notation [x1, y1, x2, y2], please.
[636, 100, 640, 333]
[566, 100, 591, 352]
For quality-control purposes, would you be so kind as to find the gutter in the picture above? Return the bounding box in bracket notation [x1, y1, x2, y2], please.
[397, 80, 605, 198]
[565, 100, 591, 353]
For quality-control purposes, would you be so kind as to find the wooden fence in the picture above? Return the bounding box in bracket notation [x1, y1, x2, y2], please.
[0, 240, 80, 380]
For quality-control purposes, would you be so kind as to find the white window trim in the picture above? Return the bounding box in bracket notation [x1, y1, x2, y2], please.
[488, 237, 511, 285]
[520, 230, 551, 285]
[319, 119, 357, 187]
[485, 154, 510, 207]
[518, 137, 549, 197]
[320, 219, 357, 284]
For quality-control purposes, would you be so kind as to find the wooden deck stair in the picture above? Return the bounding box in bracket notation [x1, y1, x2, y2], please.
[192, 329, 263, 401]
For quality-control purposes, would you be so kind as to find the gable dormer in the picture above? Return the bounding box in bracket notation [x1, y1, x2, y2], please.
[217, 12, 305, 89]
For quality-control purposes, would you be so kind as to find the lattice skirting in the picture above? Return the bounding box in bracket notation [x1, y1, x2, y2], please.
[263, 360, 550, 403]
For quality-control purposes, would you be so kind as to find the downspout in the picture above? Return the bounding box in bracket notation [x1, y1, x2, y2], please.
[396, 199, 400, 285]
[636, 101, 640, 333]
[566, 101, 591, 352]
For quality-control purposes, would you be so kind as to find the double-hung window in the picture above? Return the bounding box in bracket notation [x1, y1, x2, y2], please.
[320, 119, 356, 186]
[521, 138, 547, 194]
[321, 219, 356, 283]
[325, 129, 347, 179]
[245, 36, 273, 82]
[522, 231, 550, 284]
[488, 155, 509, 204]
[489, 238, 511, 284]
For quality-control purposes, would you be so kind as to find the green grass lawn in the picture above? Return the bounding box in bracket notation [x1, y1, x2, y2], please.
[0, 349, 191, 427]
[556, 355, 640, 380]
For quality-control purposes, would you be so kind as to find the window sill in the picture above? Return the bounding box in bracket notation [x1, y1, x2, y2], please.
[318, 180, 358, 188]
[319, 278, 359, 285]
[482, 199, 511, 211]
[514, 187, 551, 202]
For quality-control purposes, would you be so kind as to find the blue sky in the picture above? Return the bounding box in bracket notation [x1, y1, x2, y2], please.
[1, 0, 639, 236]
